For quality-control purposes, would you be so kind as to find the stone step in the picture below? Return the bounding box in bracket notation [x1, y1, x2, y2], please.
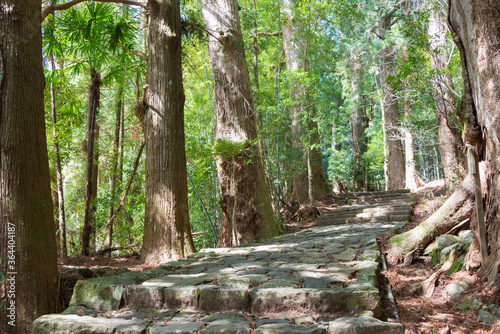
[34, 190, 413, 334]
[331, 210, 410, 219]
[350, 189, 411, 197]
[65, 223, 391, 318]
[348, 196, 415, 205]
[33, 311, 405, 334]
[321, 215, 410, 225]
[333, 203, 413, 215]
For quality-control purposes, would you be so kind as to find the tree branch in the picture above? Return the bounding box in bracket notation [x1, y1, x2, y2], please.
[42, 0, 147, 22]
[113, 40, 148, 62]
[257, 31, 282, 37]
[105, 140, 145, 232]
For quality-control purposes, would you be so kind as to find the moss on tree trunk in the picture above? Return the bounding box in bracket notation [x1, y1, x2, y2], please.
[388, 175, 475, 263]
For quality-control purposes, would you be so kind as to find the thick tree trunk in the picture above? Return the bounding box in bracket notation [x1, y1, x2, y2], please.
[378, 9, 405, 190]
[82, 68, 101, 256]
[388, 175, 475, 263]
[428, 9, 466, 188]
[106, 86, 123, 254]
[49, 51, 68, 257]
[0, 1, 59, 332]
[449, 0, 500, 286]
[380, 45, 405, 190]
[141, 0, 195, 264]
[201, 0, 280, 247]
[282, 0, 331, 201]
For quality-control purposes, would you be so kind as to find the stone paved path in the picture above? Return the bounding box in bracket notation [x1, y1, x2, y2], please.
[34, 190, 415, 334]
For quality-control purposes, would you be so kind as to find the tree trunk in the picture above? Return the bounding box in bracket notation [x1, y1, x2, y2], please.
[428, 9, 466, 188]
[308, 115, 331, 200]
[82, 68, 101, 256]
[351, 70, 368, 191]
[388, 175, 475, 263]
[0, 1, 59, 332]
[49, 50, 68, 257]
[449, 0, 500, 286]
[201, 0, 280, 247]
[380, 45, 405, 190]
[250, 0, 260, 92]
[141, 0, 196, 264]
[282, 0, 331, 201]
[404, 99, 418, 191]
[378, 9, 405, 191]
[105, 85, 123, 255]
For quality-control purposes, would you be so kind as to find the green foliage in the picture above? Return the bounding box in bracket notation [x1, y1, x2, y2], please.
[448, 255, 465, 275]
[40, 0, 465, 256]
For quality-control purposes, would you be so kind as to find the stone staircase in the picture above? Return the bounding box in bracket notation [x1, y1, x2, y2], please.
[33, 190, 415, 334]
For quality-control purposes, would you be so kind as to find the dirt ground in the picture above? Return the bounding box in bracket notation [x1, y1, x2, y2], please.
[58, 181, 499, 333]
[376, 181, 498, 334]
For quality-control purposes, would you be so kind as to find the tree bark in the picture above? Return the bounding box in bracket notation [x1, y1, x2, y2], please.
[428, 9, 466, 188]
[350, 67, 368, 192]
[201, 0, 280, 247]
[82, 68, 101, 256]
[0, 1, 59, 332]
[378, 10, 405, 190]
[404, 99, 418, 191]
[448, 0, 500, 286]
[388, 175, 475, 264]
[105, 85, 123, 255]
[141, 0, 195, 264]
[282, 0, 331, 201]
[49, 50, 68, 257]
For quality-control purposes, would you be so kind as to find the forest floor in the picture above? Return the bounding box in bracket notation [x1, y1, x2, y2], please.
[57, 181, 499, 333]
[377, 181, 499, 334]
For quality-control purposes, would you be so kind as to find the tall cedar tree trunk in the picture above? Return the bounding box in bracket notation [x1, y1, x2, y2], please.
[449, 0, 500, 286]
[350, 64, 368, 191]
[106, 86, 123, 253]
[282, 0, 331, 202]
[378, 11, 405, 190]
[141, 0, 196, 264]
[201, 0, 280, 247]
[0, 1, 59, 332]
[429, 9, 466, 188]
[404, 99, 418, 191]
[82, 68, 101, 256]
[50, 51, 68, 257]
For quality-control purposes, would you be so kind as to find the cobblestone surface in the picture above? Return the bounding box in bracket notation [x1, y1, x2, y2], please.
[33, 190, 414, 334]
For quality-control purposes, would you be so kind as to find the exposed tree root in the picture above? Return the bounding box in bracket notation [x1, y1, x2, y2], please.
[422, 249, 457, 298]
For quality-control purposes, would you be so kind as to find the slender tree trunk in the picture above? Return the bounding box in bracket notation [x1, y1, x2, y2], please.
[49, 52, 68, 257]
[351, 70, 368, 191]
[106, 85, 123, 255]
[449, 0, 500, 286]
[0, 1, 58, 331]
[404, 99, 418, 191]
[141, 0, 196, 264]
[282, 0, 308, 202]
[201, 0, 280, 247]
[282, 0, 331, 201]
[331, 119, 341, 193]
[82, 68, 101, 256]
[307, 109, 331, 200]
[429, 9, 465, 188]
